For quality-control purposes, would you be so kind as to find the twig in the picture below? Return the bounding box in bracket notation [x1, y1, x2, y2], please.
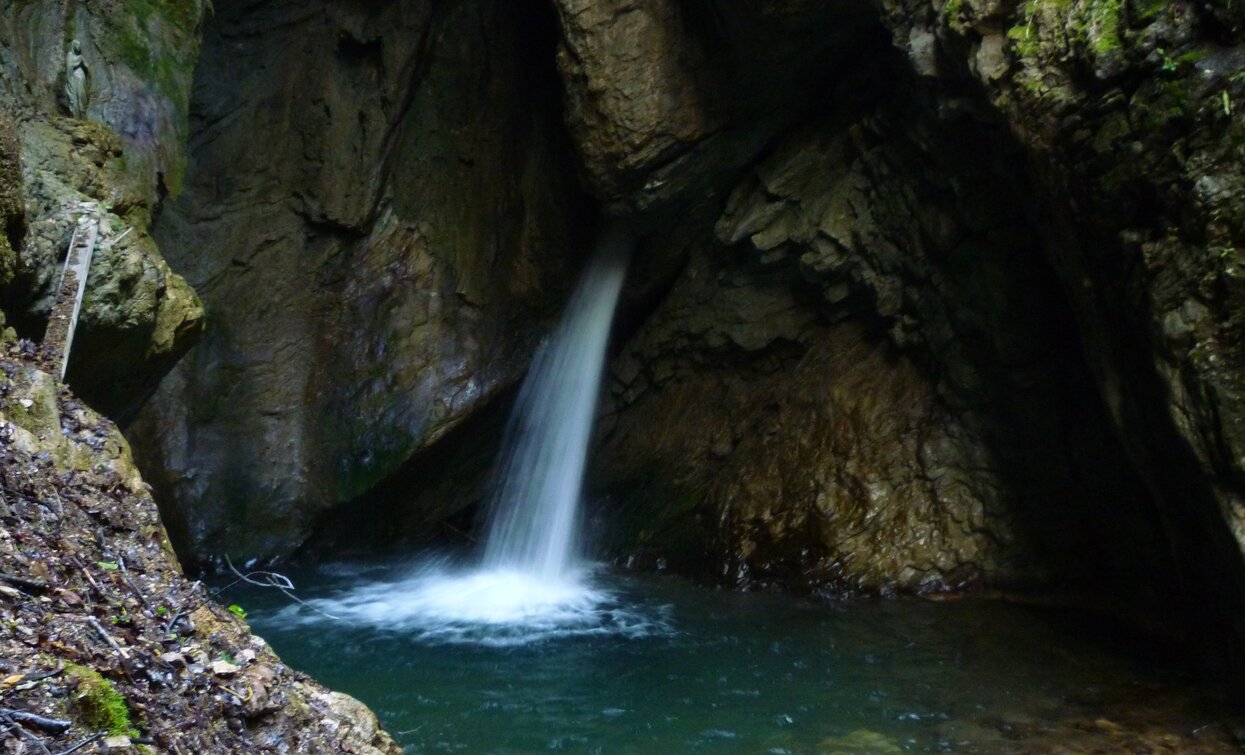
[214, 681, 252, 702]
[0, 711, 56, 755]
[103, 227, 133, 249]
[0, 708, 70, 735]
[0, 571, 48, 593]
[72, 559, 101, 594]
[122, 574, 152, 611]
[14, 668, 63, 686]
[220, 555, 339, 620]
[86, 617, 129, 659]
[53, 733, 103, 755]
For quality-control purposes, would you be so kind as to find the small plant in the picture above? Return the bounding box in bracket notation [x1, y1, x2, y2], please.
[1157, 47, 1178, 73]
[227, 604, 247, 620]
[96, 561, 118, 571]
[155, 605, 168, 617]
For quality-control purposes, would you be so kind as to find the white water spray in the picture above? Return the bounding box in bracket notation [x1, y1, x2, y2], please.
[288, 232, 647, 643]
[483, 234, 629, 579]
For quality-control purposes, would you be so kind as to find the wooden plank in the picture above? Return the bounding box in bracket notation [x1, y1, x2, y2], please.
[43, 214, 99, 380]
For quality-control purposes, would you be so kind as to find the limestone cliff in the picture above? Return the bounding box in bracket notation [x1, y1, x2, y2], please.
[0, 0, 205, 419]
[878, 0, 1245, 681]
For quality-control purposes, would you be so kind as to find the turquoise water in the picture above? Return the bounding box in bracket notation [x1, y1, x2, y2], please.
[223, 559, 1236, 753]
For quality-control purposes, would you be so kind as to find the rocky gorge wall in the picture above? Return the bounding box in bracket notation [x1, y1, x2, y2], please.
[5, 0, 1243, 696]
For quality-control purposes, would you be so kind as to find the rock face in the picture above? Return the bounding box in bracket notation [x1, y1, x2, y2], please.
[549, 0, 878, 212]
[555, 0, 1245, 682]
[127, 0, 588, 562]
[0, 0, 206, 419]
[593, 76, 1160, 602]
[874, 0, 1245, 681]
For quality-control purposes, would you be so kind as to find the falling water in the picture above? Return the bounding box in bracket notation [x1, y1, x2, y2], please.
[289, 231, 650, 644]
[483, 233, 630, 579]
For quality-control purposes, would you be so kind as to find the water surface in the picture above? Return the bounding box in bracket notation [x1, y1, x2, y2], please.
[224, 561, 1239, 753]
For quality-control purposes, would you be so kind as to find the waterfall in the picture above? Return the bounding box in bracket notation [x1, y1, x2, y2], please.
[292, 231, 643, 644]
[483, 234, 630, 579]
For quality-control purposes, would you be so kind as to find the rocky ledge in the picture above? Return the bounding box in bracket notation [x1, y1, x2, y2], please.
[0, 342, 399, 754]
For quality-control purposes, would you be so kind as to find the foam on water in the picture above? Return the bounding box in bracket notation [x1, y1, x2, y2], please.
[278, 561, 671, 646]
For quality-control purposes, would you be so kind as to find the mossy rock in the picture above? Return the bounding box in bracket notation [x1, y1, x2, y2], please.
[0, 112, 24, 288]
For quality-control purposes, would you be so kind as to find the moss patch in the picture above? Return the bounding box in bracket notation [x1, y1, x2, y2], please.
[66, 664, 139, 737]
[0, 113, 24, 288]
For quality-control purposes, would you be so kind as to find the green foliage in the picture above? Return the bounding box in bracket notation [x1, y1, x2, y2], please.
[942, 0, 967, 31]
[227, 603, 247, 620]
[1085, 0, 1124, 57]
[96, 561, 119, 571]
[65, 664, 138, 738]
[1005, 0, 1126, 62]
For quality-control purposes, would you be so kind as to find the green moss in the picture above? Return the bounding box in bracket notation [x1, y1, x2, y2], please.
[65, 664, 138, 738]
[0, 114, 23, 288]
[1133, 0, 1168, 22]
[1084, 0, 1125, 57]
[1131, 78, 1193, 133]
[1007, 21, 1040, 59]
[108, 0, 206, 194]
[942, 0, 967, 32]
[1005, 0, 1125, 62]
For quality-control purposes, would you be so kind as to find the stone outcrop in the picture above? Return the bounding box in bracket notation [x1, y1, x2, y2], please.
[127, 0, 588, 563]
[0, 114, 23, 291]
[549, 0, 878, 212]
[592, 77, 1157, 602]
[0, 0, 206, 419]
